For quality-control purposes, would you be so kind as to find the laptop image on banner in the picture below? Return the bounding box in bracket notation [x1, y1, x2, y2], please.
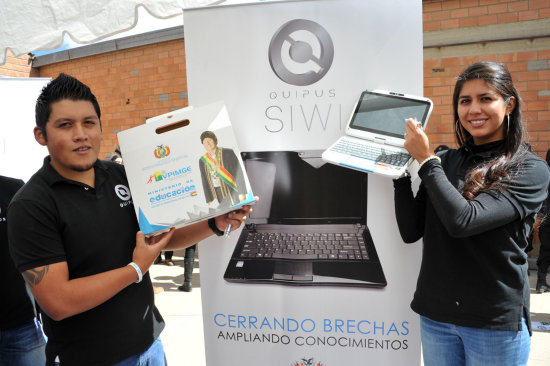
[322, 89, 433, 178]
[223, 150, 387, 288]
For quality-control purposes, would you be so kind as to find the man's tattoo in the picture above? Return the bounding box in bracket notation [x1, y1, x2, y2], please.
[22, 266, 49, 288]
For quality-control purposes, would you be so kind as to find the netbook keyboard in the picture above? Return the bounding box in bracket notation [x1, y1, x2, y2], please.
[239, 232, 369, 260]
[331, 140, 411, 166]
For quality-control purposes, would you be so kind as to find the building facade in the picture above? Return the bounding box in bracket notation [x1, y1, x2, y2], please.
[2, 1, 549, 158]
[423, 0, 550, 154]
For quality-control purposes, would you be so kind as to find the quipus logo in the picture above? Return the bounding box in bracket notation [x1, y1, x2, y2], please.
[269, 19, 334, 86]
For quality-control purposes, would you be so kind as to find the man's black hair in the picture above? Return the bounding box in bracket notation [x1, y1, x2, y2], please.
[35, 73, 101, 138]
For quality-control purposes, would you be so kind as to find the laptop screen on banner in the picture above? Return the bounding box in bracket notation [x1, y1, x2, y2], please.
[242, 151, 367, 225]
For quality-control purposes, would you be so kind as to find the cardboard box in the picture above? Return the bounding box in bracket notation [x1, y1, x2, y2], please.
[117, 102, 255, 235]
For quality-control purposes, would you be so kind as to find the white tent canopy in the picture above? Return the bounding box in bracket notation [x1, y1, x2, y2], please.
[0, 0, 224, 65]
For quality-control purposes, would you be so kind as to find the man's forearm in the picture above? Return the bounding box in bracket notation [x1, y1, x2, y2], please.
[163, 204, 252, 250]
[164, 220, 214, 250]
[29, 228, 175, 321]
[26, 263, 139, 321]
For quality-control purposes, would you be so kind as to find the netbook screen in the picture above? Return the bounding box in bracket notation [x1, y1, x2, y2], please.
[349, 91, 432, 139]
[242, 151, 367, 225]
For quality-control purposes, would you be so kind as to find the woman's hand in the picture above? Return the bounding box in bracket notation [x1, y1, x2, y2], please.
[403, 118, 433, 162]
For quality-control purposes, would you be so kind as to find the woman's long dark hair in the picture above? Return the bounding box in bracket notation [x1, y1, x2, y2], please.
[452, 62, 528, 200]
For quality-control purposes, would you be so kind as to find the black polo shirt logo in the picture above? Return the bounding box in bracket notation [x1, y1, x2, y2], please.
[115, 184, 132, 208]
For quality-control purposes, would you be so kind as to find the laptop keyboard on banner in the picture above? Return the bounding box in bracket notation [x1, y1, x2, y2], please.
[331, 140, 411, 167]
[239, 232, 369, 260]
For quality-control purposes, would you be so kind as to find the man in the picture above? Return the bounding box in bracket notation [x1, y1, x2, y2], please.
[199, 130, 247, 208]
[8, 73, 251, 366]
[0, 175, 46, 365]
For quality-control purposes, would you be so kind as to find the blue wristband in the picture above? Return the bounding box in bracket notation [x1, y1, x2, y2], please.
[127, 262, 143, 283]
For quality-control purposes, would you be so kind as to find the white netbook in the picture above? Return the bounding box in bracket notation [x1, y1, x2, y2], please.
[322, 89, 433, 178]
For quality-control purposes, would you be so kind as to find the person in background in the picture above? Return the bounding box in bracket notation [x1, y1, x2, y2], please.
[104, 151, 123, 165]
[178, 244, 197, 292]
[393, 62, 550, 365]
[1, 175, 46, 365]
[434, 144, 450, 154]
[155, 251, 174, 266]
[535, 148, 550, 293]
[155, 244, 197, 292]
[8, 73, 252, 366]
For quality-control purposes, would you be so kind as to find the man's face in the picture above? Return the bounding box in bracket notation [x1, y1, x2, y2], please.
[202, 137, 217, 154]
[34, 99, 102, 180]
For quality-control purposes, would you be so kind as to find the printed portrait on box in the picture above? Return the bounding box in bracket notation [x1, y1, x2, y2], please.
[199, 130, 247, 208]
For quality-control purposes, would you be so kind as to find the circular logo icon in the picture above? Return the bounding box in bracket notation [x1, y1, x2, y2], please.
[269, 19, 334, 86]
[115, 184, 132, 201]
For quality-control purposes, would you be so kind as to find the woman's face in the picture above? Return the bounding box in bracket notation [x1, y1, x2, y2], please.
[457, 79, 515, 145]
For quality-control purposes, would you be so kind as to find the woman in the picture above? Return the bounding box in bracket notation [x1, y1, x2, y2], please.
[393, 62, 550, 365]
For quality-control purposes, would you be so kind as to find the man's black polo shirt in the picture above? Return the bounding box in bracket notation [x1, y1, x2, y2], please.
[8, 157, 164, 366]
[0, 175, 36, 330]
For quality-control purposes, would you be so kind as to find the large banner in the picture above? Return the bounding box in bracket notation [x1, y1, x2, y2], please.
[0, 78, 50, 181]
[184, 0, 424, 364]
